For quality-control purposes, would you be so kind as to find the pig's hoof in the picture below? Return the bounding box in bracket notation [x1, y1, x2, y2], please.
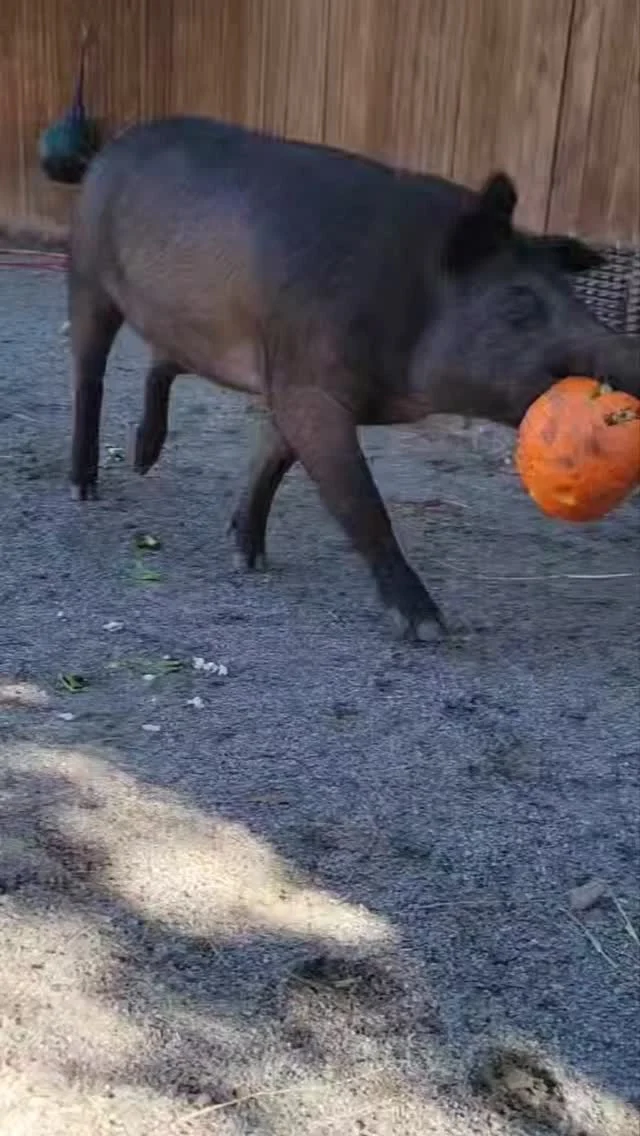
[389, 608, 447, 644]
[129, 424, 160, 475]
[228, 512, 268, 572]
[415, 618, 447, 643]
[70, 480, 98, 502]
[232, 548, 267, 573]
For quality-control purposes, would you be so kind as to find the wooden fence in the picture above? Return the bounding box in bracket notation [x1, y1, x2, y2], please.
[0, 0, 638, 244]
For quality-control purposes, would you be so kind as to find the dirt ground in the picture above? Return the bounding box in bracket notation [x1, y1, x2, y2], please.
[1, 267, 639, 1136]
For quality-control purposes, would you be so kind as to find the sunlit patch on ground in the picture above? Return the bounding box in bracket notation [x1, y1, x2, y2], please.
[0, 680, 50, 709]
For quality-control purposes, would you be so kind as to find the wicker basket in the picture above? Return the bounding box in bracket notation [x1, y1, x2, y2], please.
[570, 244, 640, 336]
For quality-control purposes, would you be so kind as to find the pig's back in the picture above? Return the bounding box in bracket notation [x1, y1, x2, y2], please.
[69, 116, 471, 384]
[72, 115, 466, 298]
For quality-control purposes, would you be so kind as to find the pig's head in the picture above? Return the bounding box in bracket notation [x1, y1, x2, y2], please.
[413, 172, 640, 426]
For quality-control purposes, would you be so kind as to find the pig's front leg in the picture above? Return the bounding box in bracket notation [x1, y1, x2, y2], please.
[273, 385, 446, 641]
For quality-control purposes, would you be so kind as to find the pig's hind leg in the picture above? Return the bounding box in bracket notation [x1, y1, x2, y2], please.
[69, 280, 123, 500]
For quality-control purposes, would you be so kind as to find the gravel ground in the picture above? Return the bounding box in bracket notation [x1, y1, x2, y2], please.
[0, 268, 639, 1135]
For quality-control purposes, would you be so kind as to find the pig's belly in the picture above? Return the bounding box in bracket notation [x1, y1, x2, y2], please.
[110, 281, 266, 395]
[163, 337, 265, 395]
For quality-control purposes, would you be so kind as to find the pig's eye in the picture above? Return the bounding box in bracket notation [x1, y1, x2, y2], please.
[503, 284, 547, 330]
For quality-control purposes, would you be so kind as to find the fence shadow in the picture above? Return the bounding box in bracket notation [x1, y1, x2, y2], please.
[1, 742, 638, 1135]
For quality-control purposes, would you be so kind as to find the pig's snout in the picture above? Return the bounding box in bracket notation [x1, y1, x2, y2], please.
[563, 330, 640, 400]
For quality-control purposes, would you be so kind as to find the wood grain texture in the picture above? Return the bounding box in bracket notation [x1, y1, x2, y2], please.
[0, 1, 22, 229]
[140, 0, 175, 122]
[549, 0, 639, 242]
[324, 0, 398, 158]
[0, 0, 637, 243]
[285, 0, 331, 142]
[387, 0, 469, 176]
[252, 0, 294, 135]
[168, 0, 251, 122]
[452, 0, 574, 230]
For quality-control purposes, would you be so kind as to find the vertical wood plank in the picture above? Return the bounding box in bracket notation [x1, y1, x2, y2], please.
[0, 1, 23, 231]
[545, 0, 605, 234]
[452, 0, 574, 230]
[324, 0, 398, 158]
[581, 0, 639, 242]
[387, 0, 469, 175]
[550, 0, 639, 241]
[169, 0, 251, 123]
[256, 0, 294, 135]
[243, 0, 268, 130]
[607, 23, 639, 243]
[140, 0, 175, 121]
[284, 0, 331, 142]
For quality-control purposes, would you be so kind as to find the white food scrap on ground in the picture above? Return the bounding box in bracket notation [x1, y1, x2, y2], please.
[192, 656, 228, 677]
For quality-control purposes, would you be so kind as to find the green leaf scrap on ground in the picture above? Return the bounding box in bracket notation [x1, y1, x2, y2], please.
[107, 655, 184, 678]
[157, 656, 184, 674]
[131, 532, 164, 584]
[133, 565, 163, 584]
[58, 672, 89, 693]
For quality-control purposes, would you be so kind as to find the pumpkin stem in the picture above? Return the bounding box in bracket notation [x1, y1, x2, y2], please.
[590, 381, 613, 399]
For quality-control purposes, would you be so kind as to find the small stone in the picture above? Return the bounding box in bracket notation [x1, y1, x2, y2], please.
[187, 696, 205, 710]
[192, 1092, 215, 1109]
[57, 712, 76, 722]
[103, 620, 124, 632]
[569, 878, 608, 913]
[142, 723, 161, 734]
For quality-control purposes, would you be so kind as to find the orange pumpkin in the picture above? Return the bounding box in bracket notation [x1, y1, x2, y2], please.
[515, 377, 640, 522]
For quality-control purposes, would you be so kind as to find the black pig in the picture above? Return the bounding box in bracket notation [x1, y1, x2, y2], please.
[48, 116, 639, 640]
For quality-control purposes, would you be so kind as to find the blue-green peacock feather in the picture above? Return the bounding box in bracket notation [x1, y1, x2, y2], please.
[38, 28, 100, 184]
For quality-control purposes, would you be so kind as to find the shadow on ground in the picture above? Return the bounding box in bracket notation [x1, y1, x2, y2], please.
[1, 742, 638, 1136]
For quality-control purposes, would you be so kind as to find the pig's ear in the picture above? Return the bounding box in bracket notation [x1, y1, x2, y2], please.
[443, 171, 517, 275]
[477, 171, 518, 220]
[529, 234, 605, 274]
